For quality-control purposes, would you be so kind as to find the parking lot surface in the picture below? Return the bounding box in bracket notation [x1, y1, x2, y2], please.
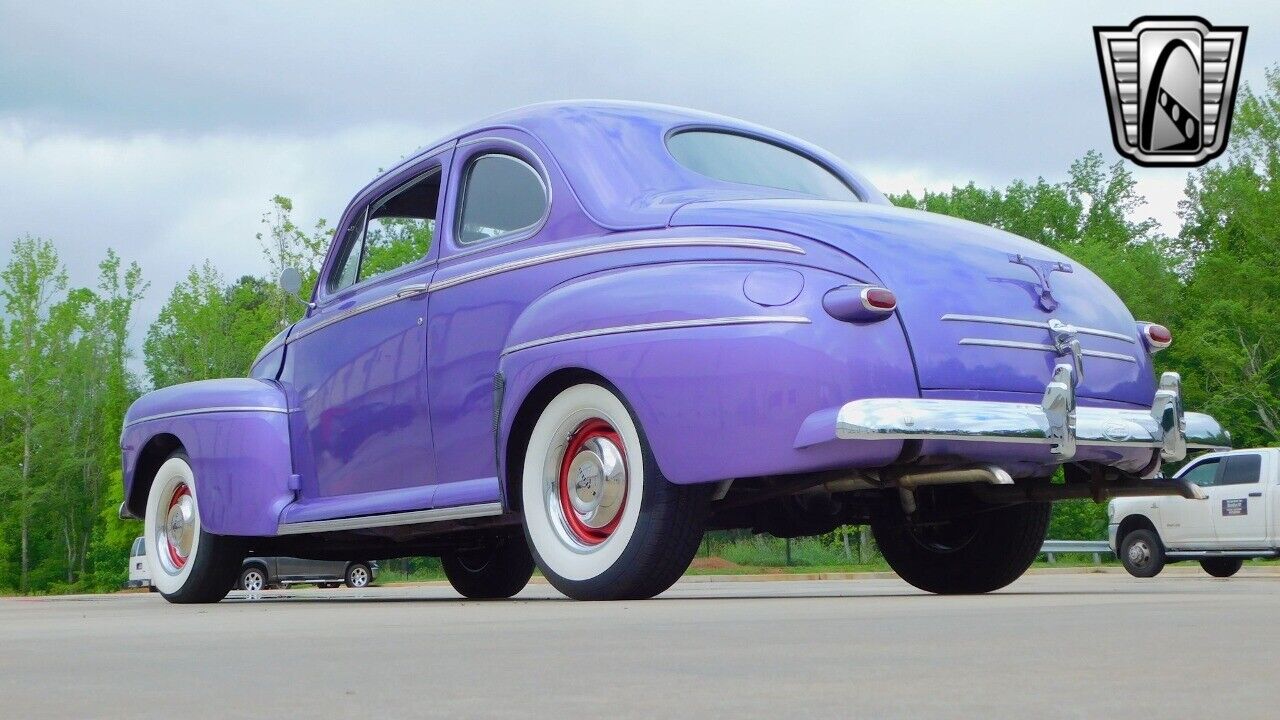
[2, 571, 1277, 719]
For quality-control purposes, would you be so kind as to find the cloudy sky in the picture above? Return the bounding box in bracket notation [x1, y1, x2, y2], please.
[1, 1, 1276, 356]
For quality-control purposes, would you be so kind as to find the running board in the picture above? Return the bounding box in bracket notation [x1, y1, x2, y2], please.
[276, 502, 504, 535]
[1165, 550, 1279, 559]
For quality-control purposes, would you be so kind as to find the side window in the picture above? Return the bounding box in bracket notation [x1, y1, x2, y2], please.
[1219, 454, 1262, 486]
[456, 154, 547, 245]
[1180, 458, 1221, 487]
[328, 166, 441, 293]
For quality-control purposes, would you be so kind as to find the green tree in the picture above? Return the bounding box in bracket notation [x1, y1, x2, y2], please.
[1170, 67, 1280, 449]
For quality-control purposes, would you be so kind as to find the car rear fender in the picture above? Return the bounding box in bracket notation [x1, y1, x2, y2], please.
[496, 262, 917, 497]
[121, 378, 294, 536]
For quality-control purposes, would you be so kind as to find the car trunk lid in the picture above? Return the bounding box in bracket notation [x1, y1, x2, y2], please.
[669, 198, 1155, 406]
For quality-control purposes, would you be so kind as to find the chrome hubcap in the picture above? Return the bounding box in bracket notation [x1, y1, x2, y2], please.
[350, 568, 368, 586]
[566, 437, 626, 528]
[1127, 541, 1150, 566]
[155, 482, 196, 575]
[243, 572, 264, 591]
[549, 417, 629, 548]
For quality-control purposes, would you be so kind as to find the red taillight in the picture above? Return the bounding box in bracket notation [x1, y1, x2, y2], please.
[1140, 322, 1172, 351]
[861, 287, 897, 312]
[823, 285, 897, 323]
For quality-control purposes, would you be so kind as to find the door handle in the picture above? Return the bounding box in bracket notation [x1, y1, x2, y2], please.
[1249, 492, 1262, 497]
[396, 283, 429, 298]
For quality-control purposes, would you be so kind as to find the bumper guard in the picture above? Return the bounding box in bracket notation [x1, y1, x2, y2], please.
[836, 364, 1229, 462]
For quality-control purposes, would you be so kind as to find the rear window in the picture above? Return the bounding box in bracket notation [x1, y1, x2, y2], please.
[667, 130, 857, 201]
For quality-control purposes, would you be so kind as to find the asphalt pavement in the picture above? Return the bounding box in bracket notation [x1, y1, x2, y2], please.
[2, 571, 1277, 719]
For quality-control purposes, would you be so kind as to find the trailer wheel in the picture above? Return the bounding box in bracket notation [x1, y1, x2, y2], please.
[871, 499, 1051, 594]
[1200, 557, 1243, 578]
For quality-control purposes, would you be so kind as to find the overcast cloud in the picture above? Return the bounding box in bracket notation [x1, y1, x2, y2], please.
[1, 1, 1277, 362]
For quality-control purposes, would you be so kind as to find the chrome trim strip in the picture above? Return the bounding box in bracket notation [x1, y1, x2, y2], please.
[958, 338, 1137, 363]
[430, 237, 805, 292]
[289, 283, 430, 344]
[942, 313, 1135, 343]
[502, 315, 811, 355]
[124, 406, 288, 427]
[276, 502, 504, 535]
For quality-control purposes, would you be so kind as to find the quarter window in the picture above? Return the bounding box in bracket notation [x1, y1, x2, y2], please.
[328, 167, 440, 293]
[456, 154, 547, 245]
[666, 130, 857, 201]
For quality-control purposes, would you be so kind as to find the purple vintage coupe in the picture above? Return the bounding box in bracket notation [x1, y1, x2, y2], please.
[120, 101, 1229, 603]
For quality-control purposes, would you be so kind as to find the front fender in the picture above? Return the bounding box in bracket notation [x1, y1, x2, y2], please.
[121, 379, 293, 536]
[498, 262, 917, 486]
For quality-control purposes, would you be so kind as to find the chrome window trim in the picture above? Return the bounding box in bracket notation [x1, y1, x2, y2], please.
[124, 406, 289, 428]
[958, 338, 1137, 363]
[277, 502, 504, 535]
[443, 138, 555, 260]
[430, 237, 805, 292]
[289, 283, 429, 344]
[503, 315, 811, 355]
[941, 313, 1136, 343]
[318, 158, 447, 305]
[453, 151, 551, 248]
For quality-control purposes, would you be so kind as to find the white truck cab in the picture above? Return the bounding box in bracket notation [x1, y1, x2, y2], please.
[1109, 449, 1280, 577]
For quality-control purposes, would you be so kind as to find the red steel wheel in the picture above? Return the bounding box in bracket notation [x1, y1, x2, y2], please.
[556, 418, 629, 546]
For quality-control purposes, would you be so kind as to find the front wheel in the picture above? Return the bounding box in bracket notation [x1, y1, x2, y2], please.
[238, 565, 268, 592]
[442, 539, 535, 599]
[1120, 529, 1166, 578]
[144, 452, 244, 603]
[520, 383, 712, 601]
[1200, 557, 1243, 578]
[871, 498, 1051, 594]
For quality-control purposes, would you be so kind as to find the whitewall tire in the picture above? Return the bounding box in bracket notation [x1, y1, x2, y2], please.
[520, 383, 712, 600]
[143, 452, 244, 603]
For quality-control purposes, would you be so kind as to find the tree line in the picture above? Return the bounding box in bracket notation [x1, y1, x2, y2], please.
[2, 71, 1278, 592]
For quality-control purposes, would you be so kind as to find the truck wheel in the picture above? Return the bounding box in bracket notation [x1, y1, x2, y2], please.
[520, 383, 712, 601]
[1200, 557, 1243, 578]
[1120, 528, 1165, 578]
[144, 452, 244, 603]
[238, 565, 268, 592]
[442, 539, 535, 599]
[345, 563, 372, 588]
[871, 499, 1051, 594]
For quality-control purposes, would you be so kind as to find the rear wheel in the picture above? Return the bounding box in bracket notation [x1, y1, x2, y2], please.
[144, 453, 244, 603]
[1200, 557, 1243, 578]
[1120, 528, 1165, 578]
[345, 562, 372, 588]
[871, 498, 1051, 594]
[442, 539, 535, 599]
[520, 383, 712, 601]
[238, 565, 268, 592]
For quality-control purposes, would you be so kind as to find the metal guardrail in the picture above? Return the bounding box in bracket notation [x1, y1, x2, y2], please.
[1041, 539, 1114, 564]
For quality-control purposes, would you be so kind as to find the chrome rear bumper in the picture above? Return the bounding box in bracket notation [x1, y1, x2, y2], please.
[836, 365, 1230, 462]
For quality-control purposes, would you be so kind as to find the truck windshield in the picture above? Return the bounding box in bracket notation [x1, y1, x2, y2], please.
[667, 130, 858, 201]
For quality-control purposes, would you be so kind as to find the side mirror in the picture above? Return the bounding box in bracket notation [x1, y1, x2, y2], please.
[279, 267, 302, 295]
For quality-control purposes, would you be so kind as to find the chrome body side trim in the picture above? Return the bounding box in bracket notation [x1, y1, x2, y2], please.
[124, 406, 289, 428]
[429, 237, 805, 292]
[289, 283, 430, 344]
[958, 338, 1137, 363]
[276, 502, 504, 535]
[502, 316, 811, 355]
[942, 313, 1136, 343]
